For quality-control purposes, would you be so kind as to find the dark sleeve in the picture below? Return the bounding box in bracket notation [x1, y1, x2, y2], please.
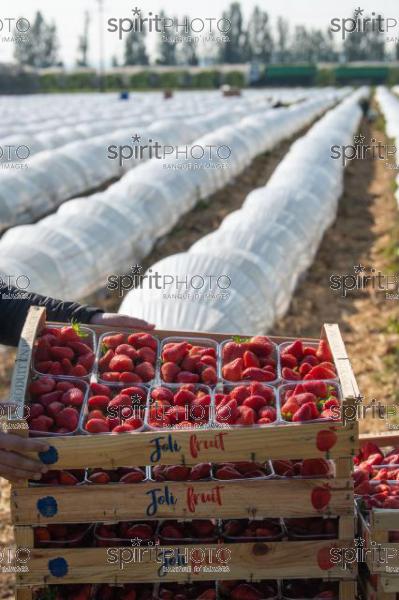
[0, 284, 104, 347]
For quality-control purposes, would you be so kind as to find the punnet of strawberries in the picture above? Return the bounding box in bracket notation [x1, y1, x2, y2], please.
[213, 461, 271, 480]
[159, 519, 217, 543]
[280, 380, 340, 422]
[152, 463, 211, 481]
[94, 584, 153, 600]
[28, 376, 87, 434]
[221, 518, 283, 541]
[87, 467, 146, 484]
[354, 442, 399, 509]
[160, 339, 218, 385]
[98, 331, 158, 383]
[95, 521, 157, 546]
[31, 469, 85, 486]
[215, 382, 276, 426]
[221, 335, 277, 383]
[219, 580, 278, 600]
[271, 458, 333, 478]
[147, 384, 211, 429]
[84, 382, 147, 433]
[34, 524, 92, 547]
[280, 338, 337, 381]
[34, 584, 93, 600]
[34, 323, 95, 378]
[157, 582, 216, 600]
[281, 579, 339, 599]
[284, 517, 338, 539]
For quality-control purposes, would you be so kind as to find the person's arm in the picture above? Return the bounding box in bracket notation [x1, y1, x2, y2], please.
[0, 284, 154, 346]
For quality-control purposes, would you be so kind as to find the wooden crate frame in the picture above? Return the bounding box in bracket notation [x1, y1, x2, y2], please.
[8, 307, 359, 596]
[357, 432, 399, 587]
[359, 567, 399, 599]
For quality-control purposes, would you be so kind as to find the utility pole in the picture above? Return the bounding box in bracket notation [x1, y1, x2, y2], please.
[97, 0, 105, 91]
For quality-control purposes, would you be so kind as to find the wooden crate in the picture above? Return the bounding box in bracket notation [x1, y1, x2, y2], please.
[8, 307, 359, 597]
[359, 567, 399, 599]
[357, 432, 399, 595]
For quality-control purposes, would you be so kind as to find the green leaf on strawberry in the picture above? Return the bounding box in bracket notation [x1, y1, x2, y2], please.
[232, 336, 251, 344]
[101, 342, 109, 355]
[70, 318, 88, 338]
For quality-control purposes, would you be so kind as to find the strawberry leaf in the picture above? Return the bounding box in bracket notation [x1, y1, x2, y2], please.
[232, 336, 250, 344]
[71, 318, 88, 338]
[101, 343, 108, 356]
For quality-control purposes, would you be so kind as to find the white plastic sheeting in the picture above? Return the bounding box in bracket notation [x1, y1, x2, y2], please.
[0, 93, 279, 232]
[0, 88, 350, 301]
[120, 87, 370, 334]
[375, 86, 399, 206]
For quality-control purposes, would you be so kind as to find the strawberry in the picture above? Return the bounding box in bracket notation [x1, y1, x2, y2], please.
[311, 485, 332, 510]
[62, 388, 84, 407]
[302, 381, 328, 397]
[231, 583, 263, 600]
[119, 372, 142, 383]
[176, 371, 200, 383]
[304, 365, 336, 380]
[99, 349, 114, 371]
[249, 382, 274, 402]
[59, 324, 85, 344]
[122, 386, 148, 403]
[258, 406, 277, 421]
[247, 335, 273, 357]
[61, 357, 73, 375]
[281, 353, 297, 368]
[222, 358, 244, 381]
[86, 418, 110, 433]
[38, 390, 64, 408]
[242, 367, 275, 381]
[242, 394, 267, 410]
[50, 346, 74, 360]
[166, 406, 187, 424]
[199, 355, 217, 368]
[88, 471, 111, 484]
[71, 365, 87, 377]
[34, 527, 51, 543]
[316, 339, 333, 362]
[102, 371, 121, 382]
[162, 342, 189, 364]
[301, 354, 319, 367]
[134, 333, 157, 351]
[283, 339, 304, 359]
[135, 361, 155, 382]
[174, 389, 196, 406]
[161, 362, 180, 383]
[68, 341, 93, 356]
[55, 407, 79, 431]
[294, 392, 318, 406]
[190, 463, 211, 480]
[35, 360, 52, 373]
[243, 350, 259, 368]
[120, 470, 145, 484]
[215, 465, 243, 479]
[282, 367, 300, 380]
[109, 354, 134, 373]
[281, 397, 301, 420]
[191, 520, 215, 538]
[163, 465, 191, 481]
[222, 341, 244, 363]
[292, 403, 314, 422]
[235, 405, 256, 426]
[29, 376, 56, 396]
[216, 399, 239, 424]
[137, 346, 156, 363]
[108, 394, 132, 408]
[88, 395, 110, 410]
[29, 403, 44, 419]
[299, 362, 312, 377]
[126, 523, 153, 540]
[30, 415, 54, 432]
[88, 410, 106, 420]
[58, 471, 79, 485]
[160, 523, 184, 539]
[77, 352, 95, 371]
[103, 333, 126, 349]
[46, 401, 65, 419]
[115, 344, 138, 360]
[112, 424, 136, 432]
[230, 385, 251, 403]
[90, 382, 112, 397]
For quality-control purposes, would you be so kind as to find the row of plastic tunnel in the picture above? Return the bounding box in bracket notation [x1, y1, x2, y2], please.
[376, 86, 399, 206]
[0, 87, 351, 302]
[0, 88, 342, 231]
[119, 86, 370, 333]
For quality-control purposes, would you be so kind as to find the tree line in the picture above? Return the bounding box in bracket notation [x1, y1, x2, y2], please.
[14, 4, 399, 69]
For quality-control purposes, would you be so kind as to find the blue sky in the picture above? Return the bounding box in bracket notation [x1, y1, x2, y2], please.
[1, 0, 398, 67]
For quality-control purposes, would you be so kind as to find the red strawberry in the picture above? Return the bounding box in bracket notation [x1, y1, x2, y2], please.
[247, 336, 273, 357]
[29, 403, 44, 419]
[242, 367, 275, 382]
[164, 465, 191, 481]
[201, 366, 217, 385]
[50, 346, 74, 361]
[77, 352, 95, 371]
[215, 465, 243, 479]
[222, 341, 244, 363]
[311, 485, 332, 510]
[162, 342, 189, 364]
[316, 339, 333, 363]
[90, 383, 112, 397]
[166, 406, 187, 424]
[88, 471, 111, 484]
[30, 415, 54, 432]
[88, 395, 110, 410]
[103, 333, 126, 349]
[55, 407, 79, 431]
[191, 520, 215, 538]
[58, 471, 79, 485]
[86, 418, 110, 433]
[115, 344, 138, 360]
[282, 367, 300, 380]
[236, 405, 256, 426]
[292, 403, 314, 422]
[299, 362, 312, 377]
[68, 341, 92, 356]
[99, 349, 114, 371]
[62, 388, 84, 407]
[242, 394, 267, 411]
[102, 371, 121, 382]
[222, 358, 244, 381]
[216, 399, 239, 424]
[283, 340, 303, 359]
[281, 353, 297, 369]
[39, 390, 63, 408]
[200, 355, 217, 368]
[190, 463, 211, 480]
[29, 377, 56, 396]
[160, 524, 184, 539]
[126, 523, 153, 540]
[151, 387, 174, 403]
[294, 392, 318, 406]
[174, 389, 196, 406]
[135, 361, 155, 382]
[302, 381, 328, 397]
[137, 346, 156, 363]
[176, 371, 200, 383]
[230, 385, 251, 403]
[231, 583, 263, 600]
[46, 401, 65, 419]
[258, 406, 277, 421]
[301, 354, 319, 367]
[134, 333, 157, 351]
[35, 360, 52, 373]
[243, 351, 259, 368]
[161, 362, 180, 383]
[109, 354, 134, 373]
[249, 382, 274, 402]
[305, 366, 336, 380]
[71, 365, 87, 377]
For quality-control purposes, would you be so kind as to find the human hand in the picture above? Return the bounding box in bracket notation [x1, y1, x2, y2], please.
[90, 312, 155, 331]
[0, 431, 49, 483]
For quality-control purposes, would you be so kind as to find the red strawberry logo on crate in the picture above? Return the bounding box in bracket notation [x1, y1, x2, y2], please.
[316, 428, 338, 453]
[186, 484, 224, 513]
[311, 484, 332, 510]
[317, 544, 338, 571]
